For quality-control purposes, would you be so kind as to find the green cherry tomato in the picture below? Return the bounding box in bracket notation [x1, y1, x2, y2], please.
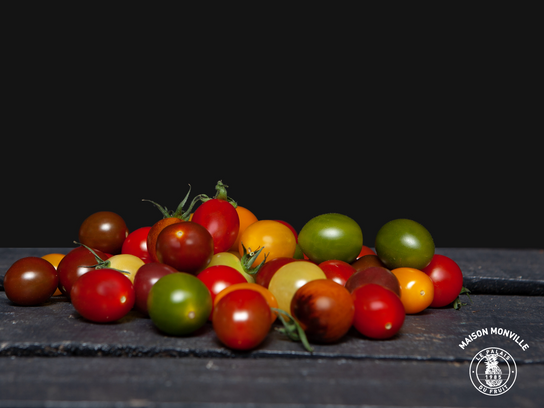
[298, 213, 363, 264]
[147, 273, 212, 336]
[375, 219, 435, 270]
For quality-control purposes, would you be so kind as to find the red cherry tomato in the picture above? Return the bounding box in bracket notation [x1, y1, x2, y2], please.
[318, 259, 356, 286]
[351, 283, 405, 339]
[147, 218, 184, 263]
[133, 262, 177, 315]
[57, 246, 110, 298]
[71, 269, 135, 323]
[122, 226, 152, 263]
[155, 222, 214, 274]
[421, 254, 464, 308]
[197, 265, 248, 319]
[4, 257, 59, 306]
[357, 245, 376, 258]
[213, 289, 272, 350]
[192, 182, 240, 254]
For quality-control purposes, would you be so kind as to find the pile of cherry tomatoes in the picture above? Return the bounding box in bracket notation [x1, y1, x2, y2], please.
[2, 181, 467, 352]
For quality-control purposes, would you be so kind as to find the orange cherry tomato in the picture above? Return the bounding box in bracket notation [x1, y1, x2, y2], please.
[239, 220, 297, 267]
[391, 267, 434, 314]
[41, 253, 65, 296]
[230, 206, 258, 251]
[213, 282, 278, 323]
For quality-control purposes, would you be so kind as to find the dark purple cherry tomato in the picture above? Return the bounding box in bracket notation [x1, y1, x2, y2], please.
[345, 266, 401, 297]
[4, 257, 59, 305]
[71, 268, 135, 323]
[192, 181, 240, 254]
[57, 246, 110, 298]
[133, 262, 177, 315]
[291, 279, 354, 343]
[78, 211, 129, 255]
[155, 222, 214, 274]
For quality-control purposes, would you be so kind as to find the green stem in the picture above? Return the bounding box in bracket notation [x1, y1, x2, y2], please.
[142, 185, 194, 220]
[240, 243, 268, 275]
[271, 307, 313, 353]
[74, 241, 130, 275]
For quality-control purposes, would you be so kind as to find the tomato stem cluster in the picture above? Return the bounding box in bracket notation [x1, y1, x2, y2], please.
[240, 243, 268, 275]
[142, 185, 197, 220]
[73, 241, 130, 276]
[453, 287, 472, 310]
[196, 180, 237, 208]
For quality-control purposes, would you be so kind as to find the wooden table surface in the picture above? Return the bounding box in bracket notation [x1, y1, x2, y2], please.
[1, 248, 543, 408]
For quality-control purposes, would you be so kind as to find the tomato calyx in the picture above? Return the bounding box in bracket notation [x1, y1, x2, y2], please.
[142, 185, 198, 220]
[272, 307, 313, 353]
[240, 243, 268, 275]
[74, 241, 130, 276]
[196, 180, 237, 208]
[453, 287, 472, 310]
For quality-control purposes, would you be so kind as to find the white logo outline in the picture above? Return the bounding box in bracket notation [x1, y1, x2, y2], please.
[469, 347, 517, 396]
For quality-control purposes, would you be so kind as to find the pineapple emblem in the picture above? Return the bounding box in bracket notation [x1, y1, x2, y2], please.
[484, 354, 503, 387]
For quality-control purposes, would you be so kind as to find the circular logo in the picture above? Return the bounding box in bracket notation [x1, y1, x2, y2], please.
[469, 347, 517, 396]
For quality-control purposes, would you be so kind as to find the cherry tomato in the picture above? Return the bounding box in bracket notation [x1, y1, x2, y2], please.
[268, 261, 326, 311]
[375, 219, 435, 270]
[133, 262, 177, 315]
[192, 182, 240, 254]
[275, 220, 298, 242]
[4, 257, 59, 306]
[421, 254, 464, 308]
[318, 260, 356, 286]
[106, 254, 145, 283]
[351, 283, 405, 339]
[155, 222, 214, 274]
[197, 265, 248, 319]
[78, 211, 129, 255]
[213, 289, 272, 350]
[357, 246, 376, 258]
[351, 254, 386, 273]
[122, 226, 152, 263]
[231, 206, 258, 251]
[255, 257, 298, 288]
[239, 220, 297, 267]
[206, 252, 255, 283]
[298, 213, 363, 264]
[213, 282, 278, 323]
[345, 266, 401, 297]
[148, 272, 212, 336]
[147, 217, 184, 263]
[391, 267, 435, 314]
[41, 253, 65, 296]
[291, 279, 354, 343]
[57, 246, 110, 298]
[71, 269, 135, 323]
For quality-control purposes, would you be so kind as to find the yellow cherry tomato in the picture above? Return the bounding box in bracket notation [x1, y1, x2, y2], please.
[206, 252, 255, 283]
[268, 261, 326, 312]
[41, 253, 65, 296]
[107, 254, 145, 283]
[239, 220, 296, 267]
[230, 206, 258, 252]
[391, 267, 434, 314]
[213, 282, 278, 323]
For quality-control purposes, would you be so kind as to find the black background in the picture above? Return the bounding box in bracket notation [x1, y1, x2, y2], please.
[2, 16, 541, 250]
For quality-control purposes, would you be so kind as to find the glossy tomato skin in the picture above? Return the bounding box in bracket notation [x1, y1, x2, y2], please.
[122, 226, 152, 263]
[239, 220, 297, 267]
[156, 222, 214, 274]
[298, 213, 363, 264]
[147, 218, 184, 263]
[351, 283, 405, 339]
[255, 257, 298, 288]
[318, 260, 356, 286]
[133, 262, 177, 315]
[78, 211, 129, 255]
[230, 206, 258, 251]
[421, 254, 464, 308]
[148, 272, 212, 336]
[291, 279, 354, 343]
[71, 269, 135, 323]
[197, 265, 248, 319]
[192, 199, 240, 254]
[345, 266, 401, 296]
[391, 267, 435, 314]
[351, 255, 386, 273]
[274, 220, 298, 242]
[375, 219, 434, 270]
[57, 246, 110, 298]
[4, 257, 59, 306]
[213, 289, 272, 350]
